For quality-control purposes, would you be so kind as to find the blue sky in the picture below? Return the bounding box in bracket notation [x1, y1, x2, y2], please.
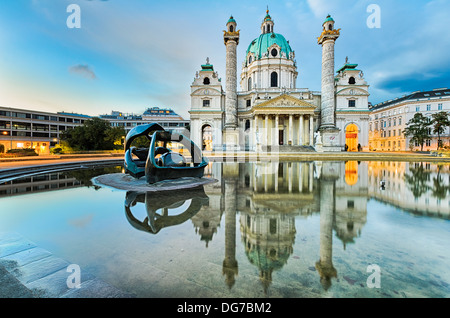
[0, 0, 449, 119]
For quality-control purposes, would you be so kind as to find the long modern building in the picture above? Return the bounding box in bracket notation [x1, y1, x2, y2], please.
[368, 88, 450, 152]
[0, 106, 91, 155]
[0, 106, 188, 155]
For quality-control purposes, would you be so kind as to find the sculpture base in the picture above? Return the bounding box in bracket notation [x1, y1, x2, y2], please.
[93, 173, 217, 192]
[317, 127, 341, 152]
[222, 127, 240, 151]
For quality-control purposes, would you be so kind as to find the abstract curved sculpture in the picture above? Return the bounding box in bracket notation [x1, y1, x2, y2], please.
[124, 123, 209, 184]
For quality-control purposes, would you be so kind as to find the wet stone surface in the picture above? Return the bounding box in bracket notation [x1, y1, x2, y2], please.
[0, 232, 134, 298]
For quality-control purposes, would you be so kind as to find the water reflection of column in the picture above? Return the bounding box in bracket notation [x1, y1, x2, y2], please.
[288, 163, 293, 193]
[299, 163, 303, 193]
[309, 163, 314, 192]
[315, 163, 338, 290]
[223, 172, 238, 288]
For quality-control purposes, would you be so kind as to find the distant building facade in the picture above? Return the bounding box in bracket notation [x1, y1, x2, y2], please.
[99, 107, 189, 135]
[369, 88, 450, 151]
[0, 106, 90, 154]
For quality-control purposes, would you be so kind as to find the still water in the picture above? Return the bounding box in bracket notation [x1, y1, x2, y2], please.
[0, 161, 449, 298]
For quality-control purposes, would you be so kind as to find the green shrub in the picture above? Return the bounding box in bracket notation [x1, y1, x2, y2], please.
[6, 148, 38, 156]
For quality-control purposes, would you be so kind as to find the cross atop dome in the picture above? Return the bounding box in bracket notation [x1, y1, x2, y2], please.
[261, 7, 274, 34]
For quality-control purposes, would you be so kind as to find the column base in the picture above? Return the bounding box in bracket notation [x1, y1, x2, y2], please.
[317, 127, 341, 152]
[222, 127, 241, 151]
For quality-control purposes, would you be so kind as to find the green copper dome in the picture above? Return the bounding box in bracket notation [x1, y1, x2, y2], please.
[324, 15, 334, 23]
[246, 32, 293, 61]
[227, 16, 236, 24]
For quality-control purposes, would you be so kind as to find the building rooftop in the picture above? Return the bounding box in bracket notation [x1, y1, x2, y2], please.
[370, 88, 450, 110]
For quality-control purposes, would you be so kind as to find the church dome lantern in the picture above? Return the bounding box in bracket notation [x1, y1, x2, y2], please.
[246, 11, 294, 62]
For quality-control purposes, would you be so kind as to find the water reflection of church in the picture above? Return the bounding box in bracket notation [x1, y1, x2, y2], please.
[191, 160, 370, 291]
[190, 160, 449, 291]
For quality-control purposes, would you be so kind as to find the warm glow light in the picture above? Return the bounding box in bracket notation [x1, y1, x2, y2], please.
[2, 131, 7, 135]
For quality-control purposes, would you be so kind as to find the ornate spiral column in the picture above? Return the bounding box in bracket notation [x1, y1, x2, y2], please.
[223, 16, 240, 150]
[317, 15, 341, 152]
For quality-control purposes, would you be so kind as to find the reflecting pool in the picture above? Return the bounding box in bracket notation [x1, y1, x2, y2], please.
[0, 161, 449, 298]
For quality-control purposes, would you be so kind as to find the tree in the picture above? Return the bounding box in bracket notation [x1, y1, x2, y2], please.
[431, 111, 450, 150]
[61, 117, 125, 151]
[403, 113, 431, 151]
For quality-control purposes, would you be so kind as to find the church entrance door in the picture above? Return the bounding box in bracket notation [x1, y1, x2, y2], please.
[345, 124, 358, 152]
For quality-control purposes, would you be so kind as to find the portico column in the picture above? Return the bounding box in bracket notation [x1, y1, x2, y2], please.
[289, 115, 293, 145]
[299, 115, 304, 145]
[309, 116, 314, 145]
[254, 115, 258, 150]
[275, 115, 279, 146]
[265, 115, 269, 146]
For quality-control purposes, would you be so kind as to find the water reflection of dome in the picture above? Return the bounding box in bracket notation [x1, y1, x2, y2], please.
[240, 213, 296, 293]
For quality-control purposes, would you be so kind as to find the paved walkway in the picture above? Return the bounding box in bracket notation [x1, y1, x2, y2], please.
[0, 232, 134, 298]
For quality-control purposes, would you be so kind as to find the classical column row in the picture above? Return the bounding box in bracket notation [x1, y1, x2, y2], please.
[252, 114, 314, 148]
[250, 162, 314, 194]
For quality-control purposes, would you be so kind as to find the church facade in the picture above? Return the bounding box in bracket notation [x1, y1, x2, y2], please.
[189, 10, 370, 152]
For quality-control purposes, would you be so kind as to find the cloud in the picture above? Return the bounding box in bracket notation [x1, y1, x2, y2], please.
[69, 64, 97, 80]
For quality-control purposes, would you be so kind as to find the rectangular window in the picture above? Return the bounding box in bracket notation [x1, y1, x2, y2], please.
[348, 100, 356, 107]
[399, 129, 401, 136]
[388, 130, 391, 137]
[426, 140, 431, 146]
[399, 117, 402, 125]
[426, 104, 431, 111]
[0, 111, 10, 117]
[416, 106, 420, 112]
[393, 130, 396, 136]
[12, 112, 31, 119]
[438, 103, 443, 110]
[202, 100, 210, 107]
[32, 114, 49, 121]
[246, 99, 251, 107]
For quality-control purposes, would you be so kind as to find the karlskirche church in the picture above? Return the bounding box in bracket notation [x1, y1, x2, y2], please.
[189, 10, 370, 152]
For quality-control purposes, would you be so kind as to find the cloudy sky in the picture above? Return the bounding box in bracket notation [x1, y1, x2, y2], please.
[0, 0, 449, 119]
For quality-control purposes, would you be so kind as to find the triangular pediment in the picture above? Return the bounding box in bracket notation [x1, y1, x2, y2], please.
[254, 94, 317, 109]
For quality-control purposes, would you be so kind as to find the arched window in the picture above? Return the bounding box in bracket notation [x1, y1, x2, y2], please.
[271, 48, 278, 57]
[229, 25, 234, 32]
[270, 72, 278, 87]
[203, 77, 210, 85]
[328, 24, 333, 30]
[248, 56, 252, 64]
[245, 120, 250, 131]
[349, 77, 356, 84]
[248, 77, 252, 91]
